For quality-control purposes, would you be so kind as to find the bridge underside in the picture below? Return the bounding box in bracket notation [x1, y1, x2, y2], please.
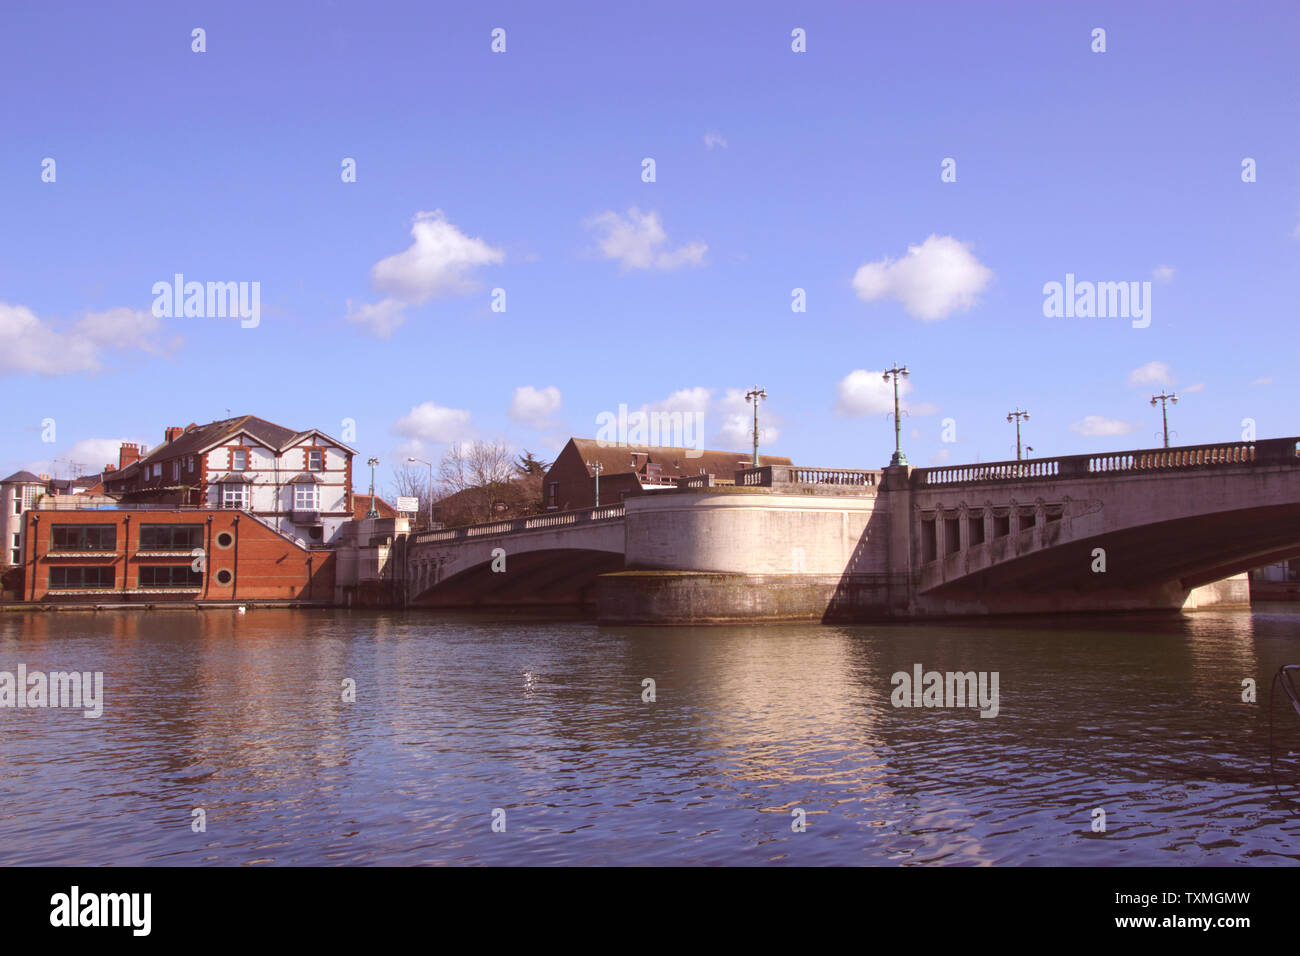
[921, 503, 1300, 612]
[410, 548, 624, 608]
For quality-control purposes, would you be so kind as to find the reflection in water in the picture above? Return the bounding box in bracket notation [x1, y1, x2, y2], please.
[0, 606, 1298, 865]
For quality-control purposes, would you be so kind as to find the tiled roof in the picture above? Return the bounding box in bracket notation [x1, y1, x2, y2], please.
[0, 470, 44, 484]
[110, 415, 349, 483]
[566, 438, 791, 478]
[352, 494, 397, 519]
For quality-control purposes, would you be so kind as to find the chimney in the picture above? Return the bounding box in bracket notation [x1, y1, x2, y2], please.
[119, 442, 141, 470]
[164, 426, 184, 443]
[104, 463, 116, 473]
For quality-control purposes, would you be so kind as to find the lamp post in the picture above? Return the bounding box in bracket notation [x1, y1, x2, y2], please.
[1007, 408, 1030, 460]
[365, 457, 380, 518]
[882, 363, 910, 466]
[586, 460, 604, 507]
[745, 385, 767, 469]
[408, 457, 434, 529]
[1150, 390, 1178, 448]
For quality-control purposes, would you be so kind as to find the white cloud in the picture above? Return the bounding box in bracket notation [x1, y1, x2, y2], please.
[834, 369, 931, 418]
[508, 385, 562, 427]
[852, 235, 993, 321]
[0, 302, 99, 375]
[1152, 265, 1176, 283]
[77, 307, 182, 356]
[647, 386, 712, 416]
[371, 210, 504, 302]
[1183, 382, 1205, 393]
[1252, 377, 1273, 386]
[703, 130, 728, 150]
[347, 211, 503, 337]
[392, 402, 474, 444]
[715, 388, 779, 448]
[345, 297, 407, 338]
[1127, 360, 1174, 387]
[585, 208, 707, 271]
[1069, 416, 1137, 437]
[0, 302, 175, 376]
[27, 438, 136, 476]
[929, 448, 951, 464]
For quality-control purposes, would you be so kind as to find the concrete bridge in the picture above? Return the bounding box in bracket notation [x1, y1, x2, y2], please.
[402, 438, 1300, 622]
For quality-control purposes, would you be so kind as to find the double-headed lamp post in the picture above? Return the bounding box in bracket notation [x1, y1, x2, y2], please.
[1007, 408, 1030, 460]
[365, 457, 380, 518]
[882, 363, 910, 466]
[1150, 390, 1178, 448]
[407, 456, 434, 529]
[745, 385, 767, 469]
[586, 460, 604, 507]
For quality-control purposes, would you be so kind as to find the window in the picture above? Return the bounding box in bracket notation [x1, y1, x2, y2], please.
[10, 533, 18, 549]
[188, 456, 196, 472]
[138, 524, 204, 550]
[221, 483, 247, 509]
[308, 449, 323, 471]
[231, 449, 248, 471]
[546, 482, 558, 507]
[151, 463, 161, 478]
[22, 486, 39, 510]
[10, 549, 19, 565]
[49, 566, 115, 589]
[294, 484, 319, 510]
[172, 462, 180, 481]
[138, 566, 203, 588]
[51, 524, 117, 551]
[12, 500, 19, 515]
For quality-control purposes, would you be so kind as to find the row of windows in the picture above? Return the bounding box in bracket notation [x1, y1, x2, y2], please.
[50, 524, 206, 551]
[49, 566, 212, 589]
[139, 449, 330, 483]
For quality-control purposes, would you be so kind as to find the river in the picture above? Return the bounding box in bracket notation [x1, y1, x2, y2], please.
[1, 606, 1298, 865]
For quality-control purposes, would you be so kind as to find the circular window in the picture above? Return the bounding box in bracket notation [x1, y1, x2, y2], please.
[215, 569, 233, 585]
[215, 532, 234, 548]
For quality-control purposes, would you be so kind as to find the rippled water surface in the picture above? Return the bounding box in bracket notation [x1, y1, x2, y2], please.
[2, 606, 1299, 865]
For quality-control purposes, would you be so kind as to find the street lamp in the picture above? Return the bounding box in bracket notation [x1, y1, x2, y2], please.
[1007, 408, 1030, 460]
[1150, 390, 1178, 448]
[408, 456, 434, 529]
[586, 460, 604, 507]
[745, 385, 767, 469]
[365, 457, 380, 518]
[882, 363, 910, 466]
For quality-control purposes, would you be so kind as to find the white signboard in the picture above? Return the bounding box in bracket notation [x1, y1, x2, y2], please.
[395, 496, 419, 513]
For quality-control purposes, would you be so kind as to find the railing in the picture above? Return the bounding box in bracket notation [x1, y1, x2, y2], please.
[734, 465, 881, 488]
[410, 504, 626, 546]
[912, 437, 1299, 488]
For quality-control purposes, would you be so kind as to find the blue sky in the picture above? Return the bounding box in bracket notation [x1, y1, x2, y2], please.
[2, 0, 1297, 485]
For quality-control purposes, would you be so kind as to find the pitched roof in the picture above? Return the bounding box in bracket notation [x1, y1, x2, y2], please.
[0, 470, 44, 484]
[352, 494, 398, 520]
[564, 438, 791, 479]
[109, 415, 355, 483]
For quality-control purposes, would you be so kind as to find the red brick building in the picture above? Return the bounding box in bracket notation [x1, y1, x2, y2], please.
[542, 438, 793, 511]
[22, 508, 333, 604]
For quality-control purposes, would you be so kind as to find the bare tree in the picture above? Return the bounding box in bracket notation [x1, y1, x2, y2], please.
[436, 439, 519, 525]
[388, 462, 436, 529]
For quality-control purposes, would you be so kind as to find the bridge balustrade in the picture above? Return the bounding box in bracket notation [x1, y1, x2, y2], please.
[914, 438, 1298, 488]
[410, 504, 627, 546]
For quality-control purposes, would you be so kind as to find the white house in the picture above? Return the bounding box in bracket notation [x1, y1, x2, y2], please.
[104, 415, 358, 545]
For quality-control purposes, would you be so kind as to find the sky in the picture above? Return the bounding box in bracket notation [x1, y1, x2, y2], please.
[2, 0, 1297, 489]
